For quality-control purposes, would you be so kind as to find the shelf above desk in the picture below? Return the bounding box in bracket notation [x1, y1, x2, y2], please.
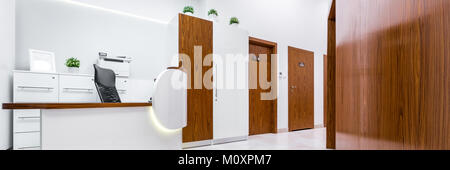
[2, 103, 152, 110]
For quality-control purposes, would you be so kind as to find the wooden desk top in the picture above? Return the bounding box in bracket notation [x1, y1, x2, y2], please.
[2, 103, 152, 110]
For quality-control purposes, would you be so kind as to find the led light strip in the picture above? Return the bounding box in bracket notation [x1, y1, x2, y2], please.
[148, 108, 182, 134]
[61, 0, 168, 24]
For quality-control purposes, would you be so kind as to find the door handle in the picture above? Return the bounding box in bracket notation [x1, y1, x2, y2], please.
[63, 88, 94, 93]
[291, 86, 297, 89]
[18, 116, 41, 119]
[18, 86, 54, 91]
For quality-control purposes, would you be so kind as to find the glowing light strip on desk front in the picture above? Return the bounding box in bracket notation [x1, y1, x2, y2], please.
[148, 107, 182, 134]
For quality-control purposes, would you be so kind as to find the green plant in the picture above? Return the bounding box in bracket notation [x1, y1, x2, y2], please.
[208, 9, 218, 16]
[230, 17, 240, 25]
[183, 6, 194, 14]
[65, 57, 80, 68]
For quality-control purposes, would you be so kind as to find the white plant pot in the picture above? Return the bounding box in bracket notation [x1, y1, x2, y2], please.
[67, 67, 79, 73]
[230, 23, 239, 27]
[183, 12, 194, 16]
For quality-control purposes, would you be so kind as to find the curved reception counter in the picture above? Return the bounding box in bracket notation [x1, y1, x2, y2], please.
[3, 69, 188, 150]
[2, 103, 183, 150]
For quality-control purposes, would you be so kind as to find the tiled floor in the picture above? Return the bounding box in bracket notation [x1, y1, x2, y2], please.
[187, 128, 327, 150]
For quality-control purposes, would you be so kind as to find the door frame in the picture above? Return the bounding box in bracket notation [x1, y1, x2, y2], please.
[323, 54, 327, 128]
[249, 36, 278, 134]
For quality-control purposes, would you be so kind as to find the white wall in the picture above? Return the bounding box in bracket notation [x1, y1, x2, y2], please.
[0, 0, 15, 150]
[202, 0, 331, 128]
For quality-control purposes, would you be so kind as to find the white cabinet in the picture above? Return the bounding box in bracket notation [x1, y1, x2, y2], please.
[13, 71, 56, 150]
[59, 74, 99, 103]
[14, 72, 59, 103]
[12, 71, 132, 150]
[13, 109, 41, 150]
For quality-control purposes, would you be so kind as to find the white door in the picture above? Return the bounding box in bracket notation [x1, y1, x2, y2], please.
[213, 24, 249, 140]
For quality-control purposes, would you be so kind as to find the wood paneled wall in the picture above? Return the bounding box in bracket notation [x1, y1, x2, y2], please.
[179, 14, 214, 143]
[336, 0, 450, 150]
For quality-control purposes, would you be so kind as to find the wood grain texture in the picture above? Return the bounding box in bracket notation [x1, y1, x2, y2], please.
[336, 0, 450, 150]
[249, 37, 277, 135]
[288, 47, 314, 131]
[179, 14, 214, 143]
[326, 0, 336, 149]
[2, 103, 151, 110]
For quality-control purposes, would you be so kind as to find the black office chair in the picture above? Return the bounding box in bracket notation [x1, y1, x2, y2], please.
[93, 64, 122, 103]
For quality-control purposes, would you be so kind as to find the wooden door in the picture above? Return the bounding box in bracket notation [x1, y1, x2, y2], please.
[249, 37, 277, 136]
[288, 46, 314, 131]
[179, 14, 213, 143]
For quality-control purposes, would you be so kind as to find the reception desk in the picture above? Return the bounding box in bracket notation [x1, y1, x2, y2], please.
[2, 103, 183, 150]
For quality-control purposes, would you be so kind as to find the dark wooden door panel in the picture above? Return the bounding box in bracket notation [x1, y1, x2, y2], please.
[326, 0, 336, 149]
[249, 40, 276, 136]
[288, 46, 314, 131]
[179, 14, 213, 143]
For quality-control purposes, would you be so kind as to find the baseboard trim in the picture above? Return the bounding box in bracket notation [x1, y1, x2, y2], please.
[314, 124, 325, 129]
[277, 128, 289, 133]
[213, 136, 248, 145]
[182, 140, 212, 149]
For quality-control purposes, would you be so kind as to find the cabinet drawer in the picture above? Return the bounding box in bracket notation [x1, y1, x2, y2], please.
[116, 78, 129, 101]
[59, 75, 99, 103]
[14, 132, 40, 150]
[14, 72, 59, 103]
[14, 110, 41, 133]
[116, 78, 129, 91]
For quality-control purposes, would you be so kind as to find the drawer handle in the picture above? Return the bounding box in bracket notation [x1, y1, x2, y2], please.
[63, 88, 94, 93]
[18, 146, 41, 150]
[18, 116, 40, 120]
[18, 86, 54, 90]
[15, 131, 40, 134]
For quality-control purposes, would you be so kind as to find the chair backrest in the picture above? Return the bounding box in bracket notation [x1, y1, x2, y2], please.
[93, 64, 121, 103]
[94, 64, 116, 87]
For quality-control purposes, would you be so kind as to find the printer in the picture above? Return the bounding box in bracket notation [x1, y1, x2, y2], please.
[97, 52, 132, 77]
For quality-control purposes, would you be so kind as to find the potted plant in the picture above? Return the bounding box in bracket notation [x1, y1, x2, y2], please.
[229, 17, 240, 26]
[65, 57, 80, 73]
[208, 9, 218, 21]
[183, 6, 194, 15]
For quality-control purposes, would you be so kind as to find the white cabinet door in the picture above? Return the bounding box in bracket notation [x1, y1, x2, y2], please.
[213, 24, 250, 140]
[13, 72, 59, 103]
[59, 75, 99, 103]
[116, 78, 129, 102]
